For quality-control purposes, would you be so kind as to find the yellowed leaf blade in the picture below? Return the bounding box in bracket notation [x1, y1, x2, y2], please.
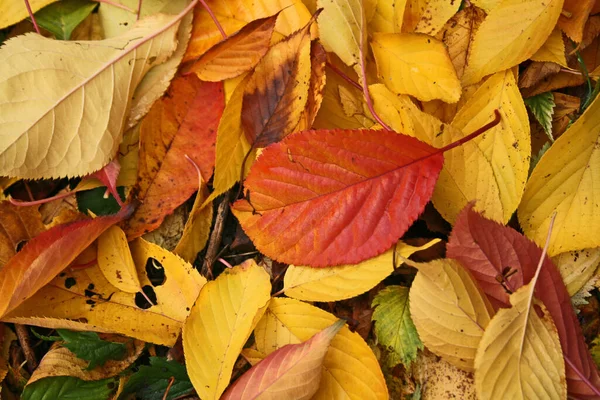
[223, 320, 345, 400]
[316, 0, 364, 69]
[552, 248, 600, 296]
[4, 238, 206, 346]
[531, 28, 568, 67]
[411, 0, 462, 36]
[253, 297, 388, 399]
[183, 259, 271, 400]
[371, 32, 461, 103]
[97, 226, 141, 293]
[474, 282, 566, 399]
[0, 0, 57, 29]
[518, 94, 600, 255]
[369, 0, 406, 33]
[0, 13, 182, 179]
[462, 0, 564, 85]
[28, 335, 144, 384]
[174, 179, 213, 263]
[284, 239, 440, 302]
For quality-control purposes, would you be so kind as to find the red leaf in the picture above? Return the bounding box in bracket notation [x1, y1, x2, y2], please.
[89, 159, 122, 206]
[0, 205, 133, 318]
[231, 129, 443, 267]
[447, 205, 600, 398]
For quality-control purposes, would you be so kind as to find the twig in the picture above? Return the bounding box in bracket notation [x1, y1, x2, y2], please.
[9, 190, 75, 207]
[23, 0, 41, 34]
[201, 191, 231, 279]
[94, 0, 136, 13]
[218, 258, 234, 269]
[14, 324, 37, 372]
[137, 0, 142, 20]
[199, 0, 227, 39]
[162, 377, 175, 400]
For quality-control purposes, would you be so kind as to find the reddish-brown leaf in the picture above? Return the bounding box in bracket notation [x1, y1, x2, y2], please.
[447, 205, 600, 399]
[181, 14, 278, 82]
[232, 129, 443, 267]
[89, 159, 122, 206]
[123, 75, 224, 238]
[0, 205, 133, 318]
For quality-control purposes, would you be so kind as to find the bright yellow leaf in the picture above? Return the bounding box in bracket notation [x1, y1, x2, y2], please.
[369, 0, 406, 33]
[531, 28, 568, 68]
[474, 281, 566, 399]
[174, 178, 213, 263]
[253, 297, 388, 399]
[183, 259, 271, 400]
[97, 226, 142, 293]
[471, 0, 500, 12]
[0, 13, 183, 179]
[552, 248, 600, 296]
[284, 239, 440, 302]
[404, 0, 461, 35]
[0, 0, 57, 29]
[462, 0, 564, 85]
[518, 94, 600, 255]
[371, 32, 462, 103]
[409, 259, 494, 372]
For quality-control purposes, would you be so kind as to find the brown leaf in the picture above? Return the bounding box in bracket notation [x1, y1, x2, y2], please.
[0, 203, 45, 268]
[558, 0, 595, 42]
[519, 61, 562, 89]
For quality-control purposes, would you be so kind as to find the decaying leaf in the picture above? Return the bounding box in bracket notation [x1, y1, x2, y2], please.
[408, 0, 462, 36]
[0, 203, 45, 268]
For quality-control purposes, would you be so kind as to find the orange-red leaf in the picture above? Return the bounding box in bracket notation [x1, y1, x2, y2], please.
[232, 129, 443, 267]
[123, 75, 224, 238]
[181, 14, 278, 82]
[222, 319, 344, 399]
[89, 159, 122, 206]
[0, 205, 132, 318]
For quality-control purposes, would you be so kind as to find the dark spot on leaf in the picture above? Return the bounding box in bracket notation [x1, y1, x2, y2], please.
[86, 299, 96, 305]
[87, 283, 95, 291]
[146, 257, 166, 286]
[64, 277, 76, 289]
[135, 285, 157, 309]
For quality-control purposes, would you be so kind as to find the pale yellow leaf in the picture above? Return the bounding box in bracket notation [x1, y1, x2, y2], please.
[369, 0, 406, 33]
[531, 28, 568, 68]
[462, 0, 564, 86]
[371, 32, 461, 103]
[183, 259, 271, 400]
[0, 12, 183, 179]
[284, 239, 440, 302]
[474, 281, 566, 399]
[0, 0, 57, 29]
[174, 179, 213, 263]
[97, 226, 141, 293]
[411, 350, 476, 399]
[4, 238, 206, 345]
[408, 258, 494, 372]
[518, 94, 600, 255]
[253, 297, 388, 399]
[552, 248, 600, 296]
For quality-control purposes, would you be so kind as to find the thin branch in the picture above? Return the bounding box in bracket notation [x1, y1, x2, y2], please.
[23, 0, 41, 34]
[9, 190, 75, 207]
[201, 190, 231, 279]
[162, 377, 176, 400]
[14, 324, 37, 372]
[199, 0, 227, 39]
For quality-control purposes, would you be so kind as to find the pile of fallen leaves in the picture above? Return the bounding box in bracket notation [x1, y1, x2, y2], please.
[1, 0, 600, 398]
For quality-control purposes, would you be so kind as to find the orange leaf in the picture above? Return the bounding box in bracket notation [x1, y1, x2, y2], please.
[182, 13, 278, 82]
[123, 75, 224, 238]
[242, 17, 313, 147]
[558, 0, 594, 42]
[222, 320, 344, 399]
[232, 129, 443, 267]
[0, 205, 132, 318]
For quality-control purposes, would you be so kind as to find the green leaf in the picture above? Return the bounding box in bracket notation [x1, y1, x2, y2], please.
[57, 330, 126, 370]
[372, 286, 423, 368]
[524, 92, 555, 142]
[31, 328, 62, 342]
[118, 357, 193, 400]
[34, 0, 97, 40]
[77, 186, 126, 216]
[591, 336, 600, 369]
[22, 376, 116, 400]
[529, 142, 552, 176]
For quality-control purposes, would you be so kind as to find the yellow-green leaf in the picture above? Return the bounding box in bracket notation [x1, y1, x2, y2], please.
[0, 12, 184, 179]
[183, 259, 271, 400]
[409, 258, 494, 372]
[253, 297, 388, 399]
[284, 239, 440, 302]
[462, 0, 564, 85]
[371, 32, 461, 103]
[97, 225, 142, 293]
[518, 94, 600, 255]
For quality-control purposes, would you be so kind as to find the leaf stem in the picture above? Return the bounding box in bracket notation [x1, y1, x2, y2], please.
[326, 61, 362, 91]
[564, 355, 600, 397]
[438, 109, 502, 154]
[9, 190, 75, 207]
[137, 0, 142, 20]
[23, 0, 41, 35]
[198, 0, 227, 39]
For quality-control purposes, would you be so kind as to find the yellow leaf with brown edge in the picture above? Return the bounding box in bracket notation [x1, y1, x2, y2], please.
[371, 32, 461, 103]
[184, 0, 310, 61]
[462, 0, 564, 86]
[294, 42, 327, 132]
[474, 282, 566, 399]
[552, 248, 600, 296]
[0, 0, 57, 29]
[408, 258, 494, 372]
[27, 335, 144, 384]
[3, 238, 206, 346]
[183, 259, 271, 400]
[531, 28, 568, 67]
[284, 239, 440, 302]
[253, 297, 388, 399]
[182, 13, 278, 82]
[404, 0, 461, 35]
[519, 94, 600, 255]
[97, 226, 142, 293]
[241, 16, 312, 148]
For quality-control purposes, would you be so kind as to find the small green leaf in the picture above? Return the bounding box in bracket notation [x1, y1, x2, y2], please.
[524, 92, 555, 142]
[77, 186, 126, 216]
[529, 142, 552, 176]
[372, 286, 423, 368]
[31, 328, 62, 342]
[57, 330, 126, 370]
[22, 376, 116, 400]
[34, 0, 97, 40]
[118, 357, 193, 400]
